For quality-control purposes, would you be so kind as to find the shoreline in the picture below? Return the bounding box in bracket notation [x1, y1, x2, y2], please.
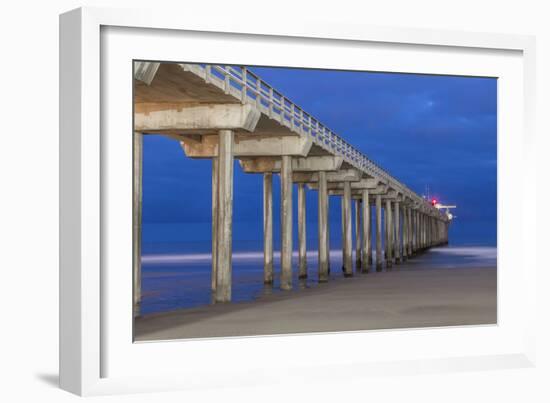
[135, 262, 497, 341]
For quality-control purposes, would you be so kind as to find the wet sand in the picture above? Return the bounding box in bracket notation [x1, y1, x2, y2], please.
[135, 261, 497, 341]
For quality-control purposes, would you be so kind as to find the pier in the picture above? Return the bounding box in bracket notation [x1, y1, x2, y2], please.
[133, 62, 451, 313]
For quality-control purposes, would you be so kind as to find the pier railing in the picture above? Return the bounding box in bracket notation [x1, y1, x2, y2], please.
[181, 63, 439, 214]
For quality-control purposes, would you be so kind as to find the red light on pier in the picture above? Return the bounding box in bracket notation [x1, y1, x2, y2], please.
[431, 198, 437, 206]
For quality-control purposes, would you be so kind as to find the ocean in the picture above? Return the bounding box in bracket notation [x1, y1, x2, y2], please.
[139, 240, 497, 316]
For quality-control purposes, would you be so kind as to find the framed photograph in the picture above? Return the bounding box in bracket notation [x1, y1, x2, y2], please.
[60, 7, 536, 396]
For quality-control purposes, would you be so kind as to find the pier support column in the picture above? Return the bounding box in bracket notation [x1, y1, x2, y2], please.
[402, 205, 408, 262]
[355, 199, 362, 270]
[367, 198, 372, 265]
[298, 183, 307, 279]
[429, 217, 433, 247]
[384, 203, 388, 262]
[386, 199, 393, 268]
[211, 157, 219, 293]
[280, 155, 293, 290]
[414, 210, 419, 253]
[418, 211, 422, 251]
[133, 132, 143, 317]
[318, 171, 329, 282]
[343, 181, 353, 277]
[418, 213, 422, 250]
[419, 213, 425, 251]
[341, 198, 345, 268]
[263, 173, 274, 284]
[407, 207, 413, 257]
[411, 210, 417, 256]
[361, 189, 370, 273]
[421, 213, 426, 250]
[215, 129, 234, 303]
[327, 195, 331, 274]
[394, 201, 401, 264]
[375, 195, 383, 272]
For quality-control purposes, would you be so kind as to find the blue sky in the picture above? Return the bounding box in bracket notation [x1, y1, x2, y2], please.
[142, 66, 497, 250]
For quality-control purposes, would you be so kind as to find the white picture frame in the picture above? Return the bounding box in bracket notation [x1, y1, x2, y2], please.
[59, 6, 537, 396]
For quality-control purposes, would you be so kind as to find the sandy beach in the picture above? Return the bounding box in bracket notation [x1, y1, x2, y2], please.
[135, 251, 497, 341]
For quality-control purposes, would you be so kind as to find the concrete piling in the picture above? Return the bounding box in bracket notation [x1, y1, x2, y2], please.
[298, 182, 307, 279]
[133, 132, 143, 317]
[263, 172, 274, 284]
[402, 205, 408, 262]
[215, 129, 234, 303]
[361, 189, 370, 273]
[386, 199, 393, 268]
[318, 171, 329, 282]
[367, 199, 372, 265]
[211, 157, 219, 293]
[355, 199, 362, 270]
[410, 209, 414, 255]
[394, 200, 401, 264]
[343, 181, 353, 277]
[376, 195, 383, 272]
[280, 155, 293, 290]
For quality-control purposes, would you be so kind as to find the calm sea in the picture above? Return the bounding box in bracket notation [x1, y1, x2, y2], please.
[139, 240, 496, 315]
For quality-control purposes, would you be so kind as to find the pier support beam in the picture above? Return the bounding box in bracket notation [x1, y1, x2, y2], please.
[263, 173, 274, 284]
[215, 129, 234, 303]
[386, 199, 393, 268]
[298, 183, 307, 279]
[342, 181, 353, 277]
[318, 171, 329, 282]
[361, 189, 370, 273]
[133, 132, 143, 317]
[375, 195, 383, 272]
[211, 157, 219, 293]
[280, 155, 293, 290]
[394, 200, 401, 264]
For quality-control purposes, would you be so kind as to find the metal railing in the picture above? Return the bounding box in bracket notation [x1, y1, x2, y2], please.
[181, 63, 443, 216]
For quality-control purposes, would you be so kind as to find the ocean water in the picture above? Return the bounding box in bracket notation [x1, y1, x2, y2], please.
[139, 241, 496, 316]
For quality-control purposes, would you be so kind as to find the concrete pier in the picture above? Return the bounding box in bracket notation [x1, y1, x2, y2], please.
[298, 183, 307, 279]
[263, 173, 273, 284]
[375, 195, 383, 271]
[342, 181, 353, 277]
[215, 129, 234, 303]
[133, 62, 452, 306]
[280, 155, 293, 290]
[318, 171, 329, 282]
